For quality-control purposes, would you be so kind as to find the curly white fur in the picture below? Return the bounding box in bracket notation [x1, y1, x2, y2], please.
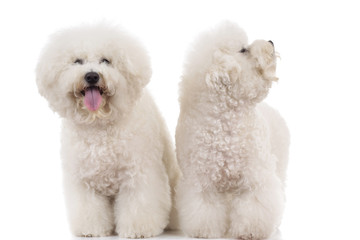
[175, 22, 290, 239]
[36, 23, 180, 238]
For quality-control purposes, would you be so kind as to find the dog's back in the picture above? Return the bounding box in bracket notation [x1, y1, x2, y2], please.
[257, 102, 290, 183]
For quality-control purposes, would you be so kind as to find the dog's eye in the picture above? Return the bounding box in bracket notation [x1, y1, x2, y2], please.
[74, 59, 83, 64]
[100, 58, 111, 64]
[239, 48, 248, 53]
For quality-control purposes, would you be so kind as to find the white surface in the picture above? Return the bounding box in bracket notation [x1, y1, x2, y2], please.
[72, 230, 282, 240]
[0, 1, 359, 240]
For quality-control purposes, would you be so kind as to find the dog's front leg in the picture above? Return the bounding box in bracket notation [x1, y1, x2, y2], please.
[63, 173, 115, 237]
[114, 163, 171, 238]
[228, 175, 285, 240]
[176, 181, 228, 238]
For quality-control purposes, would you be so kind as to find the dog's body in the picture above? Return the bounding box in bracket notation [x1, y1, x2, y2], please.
[176, 22, 289, 239]
[36, 24, 179, 238]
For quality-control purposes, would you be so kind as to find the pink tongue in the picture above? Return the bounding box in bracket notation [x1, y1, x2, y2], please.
[84, 87, 102, 111]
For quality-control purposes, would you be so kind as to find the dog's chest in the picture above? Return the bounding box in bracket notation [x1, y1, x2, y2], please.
[75, 129, 134, 196]
[194, 111, 265, 192]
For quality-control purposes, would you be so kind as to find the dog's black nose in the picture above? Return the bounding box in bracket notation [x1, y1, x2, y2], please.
[84, 72, 99, 85]
[268, 40, 274, 46]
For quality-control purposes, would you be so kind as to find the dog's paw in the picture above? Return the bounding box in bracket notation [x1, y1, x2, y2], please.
[74, 228, 114, 238]
[185, 227, 224, 238]
[117, 225, 163, 238]
[116, 217, 165, 238]
[228, 224, 272, 240]
[237, 233, 269, 240]
[230, 232, 266, 240]
[71, 219, 114, 237]
[238, 233, 257, 240]
[72, 218, 114, 238]
[80, 234, 93, 238]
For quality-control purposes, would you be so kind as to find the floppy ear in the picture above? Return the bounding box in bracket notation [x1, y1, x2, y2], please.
[36, 58, 61, 104]
[205, 66, 231, 91]
[121, 54, 151, 86]
[116, 49, 152, 101]
[205, 50, 241, 91]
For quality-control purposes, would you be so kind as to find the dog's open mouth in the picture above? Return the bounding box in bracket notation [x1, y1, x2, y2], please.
[81, 86, 104, 111]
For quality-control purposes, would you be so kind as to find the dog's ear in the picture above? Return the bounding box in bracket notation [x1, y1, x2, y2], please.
[36, 60, 58, 102]
[36, 60, 73, 117]
[205, 50, 241, 91]
[120, 54, 151, 89]
[115, 47, 152, 104]
[205, 66, 231, 91]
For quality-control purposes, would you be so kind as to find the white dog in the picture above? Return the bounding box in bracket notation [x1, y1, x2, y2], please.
[36, 24, 180, 238]
[175, 22, 290, 239]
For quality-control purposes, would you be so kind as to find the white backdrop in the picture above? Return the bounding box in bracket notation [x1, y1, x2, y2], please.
[0, 1, 359, 240]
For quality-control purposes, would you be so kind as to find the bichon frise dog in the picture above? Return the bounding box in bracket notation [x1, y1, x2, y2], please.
[36, 24, 180, 238]
[175, 22, 290, 239]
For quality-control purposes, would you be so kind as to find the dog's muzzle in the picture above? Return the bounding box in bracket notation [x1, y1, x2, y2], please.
[82, 72, 102, 111]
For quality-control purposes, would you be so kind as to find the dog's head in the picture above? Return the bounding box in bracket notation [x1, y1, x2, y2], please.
[36, 23, 151, 124]
[184, 22, 278, 107]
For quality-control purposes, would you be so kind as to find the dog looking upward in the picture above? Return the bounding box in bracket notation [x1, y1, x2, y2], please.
[175, 22, 290, 239]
